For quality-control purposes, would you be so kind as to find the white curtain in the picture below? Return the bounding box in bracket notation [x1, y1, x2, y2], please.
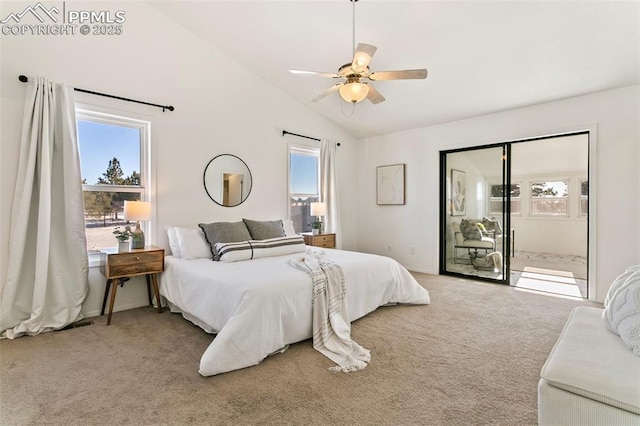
[320, 139, 342, 248]
[0, 77, 89, 338]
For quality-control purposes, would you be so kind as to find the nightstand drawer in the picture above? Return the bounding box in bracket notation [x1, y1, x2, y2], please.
[109, 251, 162, 267]
[108, 261, 163, 278]
[102, 250, 164, 278]
[314, 235, 335, 247]
[302, 233, 336, 248]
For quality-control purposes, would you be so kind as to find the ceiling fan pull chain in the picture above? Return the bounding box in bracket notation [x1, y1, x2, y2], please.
[340, 97, 357, 118]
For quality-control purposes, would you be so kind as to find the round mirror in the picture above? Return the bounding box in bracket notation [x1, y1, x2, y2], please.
[203, 154, 253, 207]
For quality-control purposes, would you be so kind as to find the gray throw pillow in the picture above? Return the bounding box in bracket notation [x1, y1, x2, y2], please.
[198, 221, 252, 261]
[460, 219, 482, 240]
[242, 219, 285, 240]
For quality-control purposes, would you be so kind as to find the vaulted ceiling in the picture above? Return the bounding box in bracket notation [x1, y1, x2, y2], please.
[150, 1, 640, 139]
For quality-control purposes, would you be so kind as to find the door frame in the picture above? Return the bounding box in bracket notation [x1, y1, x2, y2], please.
[439, 129, 594, 299]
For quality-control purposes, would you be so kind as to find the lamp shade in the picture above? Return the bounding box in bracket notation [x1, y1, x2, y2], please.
[124, 201, 151, 222]
[310, 202, 327, 217]
[339, 81, 369, 103]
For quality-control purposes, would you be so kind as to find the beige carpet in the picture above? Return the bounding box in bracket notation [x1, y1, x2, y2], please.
[0, 273, 599, 425]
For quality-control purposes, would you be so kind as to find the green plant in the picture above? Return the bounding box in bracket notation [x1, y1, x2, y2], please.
[113, 226, 132, 242]
[312, 221, 322, 230]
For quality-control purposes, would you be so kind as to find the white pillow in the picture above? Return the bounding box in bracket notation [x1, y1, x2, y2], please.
[175, 227, 211, 260]
[604, 265, 640, 308]
[215, 236, 306, 263]
[165, 226, 182, 258]
[282, 219, 297, 237]
[603, 268, 640, 356]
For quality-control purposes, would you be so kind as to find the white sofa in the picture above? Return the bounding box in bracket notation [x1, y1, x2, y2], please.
[538, 306, 640, 425]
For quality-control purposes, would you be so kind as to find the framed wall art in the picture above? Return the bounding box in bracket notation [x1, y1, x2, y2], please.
[377, 164, 405, 205]
[451, 169, 466, 216]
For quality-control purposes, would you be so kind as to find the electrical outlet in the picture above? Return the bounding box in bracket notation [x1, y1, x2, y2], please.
[410, 247, 415, 255]
[387, 245, 392, 252]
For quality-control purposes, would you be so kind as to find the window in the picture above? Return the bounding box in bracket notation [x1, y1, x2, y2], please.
[579, 179, 588, 217]
[289, 146, 320, 233]
[530, 180, 568, 216]
[489, 183, 521, 215]
[76, 109, 150, 252]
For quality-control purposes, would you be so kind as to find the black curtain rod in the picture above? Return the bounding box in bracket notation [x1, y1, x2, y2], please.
[18, 75, 175, 112]
[282, 130, 340, 146]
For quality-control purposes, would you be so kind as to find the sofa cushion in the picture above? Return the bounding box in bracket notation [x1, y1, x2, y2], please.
[541, 306, 640, 414]
[604, 265, 640, 308]
[482, 216, 503, 235]
[460, 219, 482, 240]
[603, 269, 640, 356]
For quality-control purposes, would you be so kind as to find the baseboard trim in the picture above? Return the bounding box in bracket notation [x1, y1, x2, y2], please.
[82, 301, 150, 319]
[407, 267, 434, 275]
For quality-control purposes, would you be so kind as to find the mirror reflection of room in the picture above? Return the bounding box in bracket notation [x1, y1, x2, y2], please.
[222, 172, 244, 206]
[203, 154, 253, 207]
[444, 147, 506, 281]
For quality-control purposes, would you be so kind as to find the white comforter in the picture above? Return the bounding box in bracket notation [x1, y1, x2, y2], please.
[160, 249, 430, 376]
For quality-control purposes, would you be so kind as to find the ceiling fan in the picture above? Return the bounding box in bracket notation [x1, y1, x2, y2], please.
[289, 0, 428, 105]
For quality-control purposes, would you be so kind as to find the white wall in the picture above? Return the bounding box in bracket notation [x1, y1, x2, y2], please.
[0, 1, 358, 317]
[357, 85, 640, 303]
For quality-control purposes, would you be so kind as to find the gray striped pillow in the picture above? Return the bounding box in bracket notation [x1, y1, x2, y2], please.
[215, 236, 306, 263]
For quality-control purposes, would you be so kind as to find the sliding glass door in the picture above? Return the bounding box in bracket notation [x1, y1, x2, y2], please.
[440, 132, 589, 296]
[440, 144, 509, 283]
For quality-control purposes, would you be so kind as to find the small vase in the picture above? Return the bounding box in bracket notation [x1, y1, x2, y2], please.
[312, 228, 320, 235]
[117, 240, 130, 252]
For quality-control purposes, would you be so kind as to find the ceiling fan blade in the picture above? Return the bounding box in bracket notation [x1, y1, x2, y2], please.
[311, 84, 343, 102]
[368, 69, 428, 81]
[351, 43, 377, 73]
[366, 84, 385, 104]
[289, 70, 341, 78]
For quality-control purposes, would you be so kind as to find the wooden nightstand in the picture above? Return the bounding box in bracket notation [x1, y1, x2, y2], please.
[100, 246, 165, 325]
[302, 233, 336, 248]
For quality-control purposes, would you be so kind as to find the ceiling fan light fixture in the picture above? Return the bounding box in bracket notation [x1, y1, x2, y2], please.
[339, 81, 369, 103]
[290, 0, 427, 106]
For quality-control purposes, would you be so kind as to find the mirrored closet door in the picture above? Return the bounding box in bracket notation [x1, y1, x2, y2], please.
[440, 145, 510, 283]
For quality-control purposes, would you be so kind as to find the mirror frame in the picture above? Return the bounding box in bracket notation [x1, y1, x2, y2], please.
[203, 154, 253, 207]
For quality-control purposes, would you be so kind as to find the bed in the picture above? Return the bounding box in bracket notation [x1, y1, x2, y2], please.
[159, 247, 430, 376]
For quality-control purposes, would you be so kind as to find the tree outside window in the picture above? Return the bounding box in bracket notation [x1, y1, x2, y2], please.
[530, 180, 568, 216]
[489, 183, 521, 215]
[77, 109, 149, 252]
[579, 179, 588, 216]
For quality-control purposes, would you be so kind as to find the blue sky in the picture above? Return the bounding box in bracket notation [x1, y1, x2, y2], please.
[77, 120, 140, 184]
[290, 153, 318, 195]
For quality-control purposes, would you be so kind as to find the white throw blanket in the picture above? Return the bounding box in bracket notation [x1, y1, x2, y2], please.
[487, 251, 503, 272]
[290, 250, 371, 372]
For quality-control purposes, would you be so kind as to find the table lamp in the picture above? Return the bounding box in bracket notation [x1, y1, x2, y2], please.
[310, 202, 326, 235]
[124, 200, 151, 249]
